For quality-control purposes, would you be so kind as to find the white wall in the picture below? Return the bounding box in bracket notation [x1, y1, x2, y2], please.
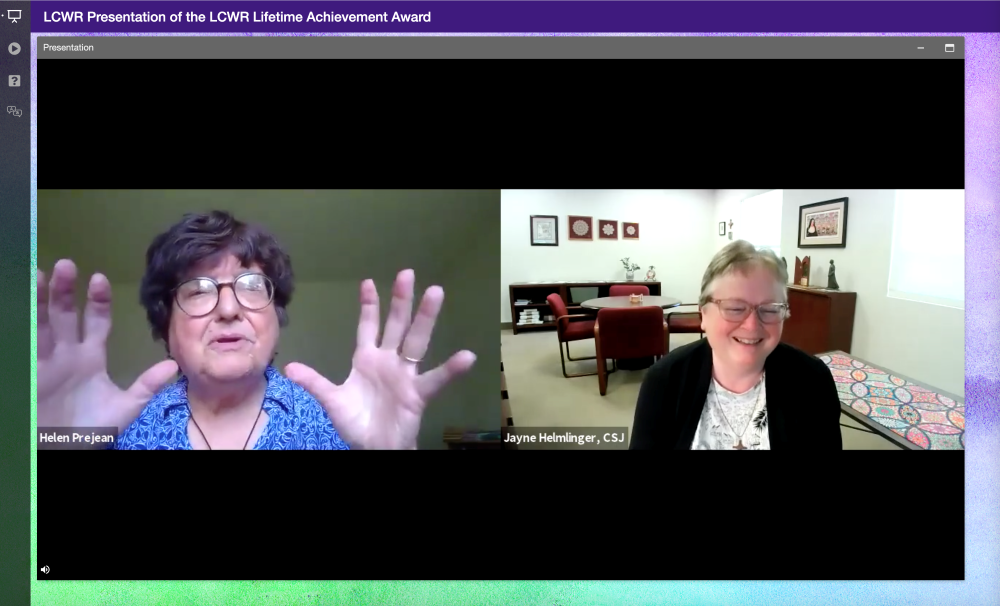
[500, 190, 716, 323]
[777, 189, 965, 397]
[711, 189, 774, 254]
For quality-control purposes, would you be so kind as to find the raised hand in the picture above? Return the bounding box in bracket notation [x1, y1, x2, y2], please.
[285, 269, 476, 449]
[37, 260, 179, 435]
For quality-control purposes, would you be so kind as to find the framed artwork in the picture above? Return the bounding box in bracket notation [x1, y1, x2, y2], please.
[530, 215, 559, 246]
[623, 222, 639, 240]
[568, 215, 593, 240]
[598, 219, 618, 239]
[718, 222, 726, 236]
[798, 198, 849, 248]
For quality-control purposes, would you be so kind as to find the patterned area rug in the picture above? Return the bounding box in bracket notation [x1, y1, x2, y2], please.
[818, 352, 965, 450]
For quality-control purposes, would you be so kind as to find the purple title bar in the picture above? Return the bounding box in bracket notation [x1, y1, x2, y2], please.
[31, 1, 1000, 33]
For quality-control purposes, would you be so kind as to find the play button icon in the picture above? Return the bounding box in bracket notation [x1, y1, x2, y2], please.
[8, 42, 20, 55]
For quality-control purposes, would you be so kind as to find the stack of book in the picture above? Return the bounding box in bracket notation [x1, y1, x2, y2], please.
[517, 308, 542, 325]
[443, 428, 502, 442]
[443, 427, 502, 450]
[514, 298, 531, 306]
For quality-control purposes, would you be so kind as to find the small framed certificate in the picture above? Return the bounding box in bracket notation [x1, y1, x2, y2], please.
[530, 215, 559, 246]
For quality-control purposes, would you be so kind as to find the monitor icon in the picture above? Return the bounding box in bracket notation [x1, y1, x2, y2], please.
[7, 9, 21, 23]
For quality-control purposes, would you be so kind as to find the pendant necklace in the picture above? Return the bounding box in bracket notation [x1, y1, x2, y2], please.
[713, 372, 764, 450]
[189, 400, 265, 450]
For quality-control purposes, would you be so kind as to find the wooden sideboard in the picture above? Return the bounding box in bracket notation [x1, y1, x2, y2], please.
[440, 353, 507, 450]
[502, 348, 512, 428]
[509, 281, 662, 334]
[443, 429, 501, 450]
[502, 349, 516, 449]
[782, 286, 857, 355]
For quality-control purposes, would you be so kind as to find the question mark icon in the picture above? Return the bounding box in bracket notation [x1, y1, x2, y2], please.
[8, 75, 19, 87]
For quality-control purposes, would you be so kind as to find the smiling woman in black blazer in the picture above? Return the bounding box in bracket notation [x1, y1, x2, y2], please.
[630, 240, 842, 450]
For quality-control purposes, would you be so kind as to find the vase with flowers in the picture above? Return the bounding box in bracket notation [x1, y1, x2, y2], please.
[621, 257, 641, 281]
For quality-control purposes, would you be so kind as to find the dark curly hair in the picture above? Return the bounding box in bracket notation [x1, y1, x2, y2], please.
[139, 210, 294, 348]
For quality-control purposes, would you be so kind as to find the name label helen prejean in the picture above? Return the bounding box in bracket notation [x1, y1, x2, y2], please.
[502, 427, 628, 450]
[37, 427, 117, 450]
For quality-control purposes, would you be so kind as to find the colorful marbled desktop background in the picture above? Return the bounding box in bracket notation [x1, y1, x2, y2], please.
[30, 32, 999, 606]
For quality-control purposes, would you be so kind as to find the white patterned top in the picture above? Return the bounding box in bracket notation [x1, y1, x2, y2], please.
[691, 375, 769, 450]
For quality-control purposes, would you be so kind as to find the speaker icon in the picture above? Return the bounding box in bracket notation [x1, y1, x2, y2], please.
[40, 566, 50, 574]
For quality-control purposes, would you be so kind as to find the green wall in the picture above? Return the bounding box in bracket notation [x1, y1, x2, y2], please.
[37, 190, 500, 449]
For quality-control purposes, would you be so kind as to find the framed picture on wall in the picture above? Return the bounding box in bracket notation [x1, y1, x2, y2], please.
[568, 215, 593, 240]
[530, 215, 559, 246]
[598, 219, 618, 239]
[623, 222, 639, 240]
[718, 222, 726, 236]
[798, 198, 849, 248]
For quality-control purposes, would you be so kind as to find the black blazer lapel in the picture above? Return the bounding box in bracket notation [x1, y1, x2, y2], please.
[675, 340, 714, 449]
[763, 352, 788, 450]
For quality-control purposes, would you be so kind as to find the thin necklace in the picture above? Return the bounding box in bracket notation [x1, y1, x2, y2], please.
[712, 371, 765, 450]
[189, 400, 265, 450]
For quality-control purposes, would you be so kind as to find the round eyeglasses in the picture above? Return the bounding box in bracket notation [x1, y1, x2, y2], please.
[174, 272, 275, 317]
[708, 299, 788, 325]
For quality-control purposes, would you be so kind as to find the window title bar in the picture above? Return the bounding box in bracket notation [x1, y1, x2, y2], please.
[36, 36, 967, 60]
[31, 1, 1000, 34]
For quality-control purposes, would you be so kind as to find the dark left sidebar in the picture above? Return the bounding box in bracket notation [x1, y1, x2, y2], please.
[0, 2, 32, 605]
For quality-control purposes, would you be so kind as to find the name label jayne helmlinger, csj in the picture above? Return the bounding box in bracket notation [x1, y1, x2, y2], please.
[37, 427, 117, 450]
[503, 427, 628, 450]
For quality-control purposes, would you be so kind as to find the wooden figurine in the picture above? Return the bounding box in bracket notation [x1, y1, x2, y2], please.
[794, 257, 803, 285]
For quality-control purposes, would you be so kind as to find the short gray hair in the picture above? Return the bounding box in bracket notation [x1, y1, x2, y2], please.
[699, 240, 789, 308]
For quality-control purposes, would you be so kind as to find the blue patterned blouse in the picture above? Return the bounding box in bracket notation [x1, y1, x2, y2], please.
[115, 366, 351, 450]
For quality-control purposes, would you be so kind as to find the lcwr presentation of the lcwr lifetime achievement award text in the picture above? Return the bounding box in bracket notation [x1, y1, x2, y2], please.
[42, 11, 433, 23]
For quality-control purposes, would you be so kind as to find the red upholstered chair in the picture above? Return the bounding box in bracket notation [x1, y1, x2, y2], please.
[664, 304, 704, 351]
[594, 307, 668, 396]
[546, 293, 613, 378]
[609, 284, 650, 297]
